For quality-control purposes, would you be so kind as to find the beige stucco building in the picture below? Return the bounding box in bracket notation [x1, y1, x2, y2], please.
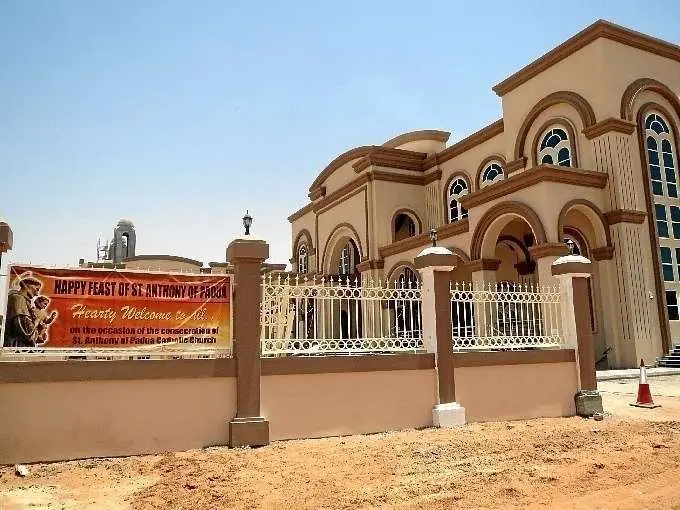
[288, 20, 680, 369]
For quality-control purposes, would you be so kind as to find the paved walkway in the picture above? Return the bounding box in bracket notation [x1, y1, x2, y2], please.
[597, 367, 680, 381]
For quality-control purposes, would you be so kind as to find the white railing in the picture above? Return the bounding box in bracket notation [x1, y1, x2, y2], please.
[261, 274, 424, 356]
[450, 281, 563, 351]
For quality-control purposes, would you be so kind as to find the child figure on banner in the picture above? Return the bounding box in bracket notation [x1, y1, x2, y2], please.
[31, 295, 58, 346]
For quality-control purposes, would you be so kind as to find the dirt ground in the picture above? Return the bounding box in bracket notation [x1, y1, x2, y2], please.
[2, 378, 680, 510]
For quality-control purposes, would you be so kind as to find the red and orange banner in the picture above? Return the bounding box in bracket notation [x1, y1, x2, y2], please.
[2, 265, 231, 349]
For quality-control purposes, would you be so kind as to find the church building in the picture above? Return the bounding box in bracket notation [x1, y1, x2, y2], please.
[288, 20, 680, 369]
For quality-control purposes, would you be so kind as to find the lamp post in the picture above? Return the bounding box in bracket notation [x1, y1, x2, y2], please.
[429, 228, 438, 247]
[242, 210, 253, 236]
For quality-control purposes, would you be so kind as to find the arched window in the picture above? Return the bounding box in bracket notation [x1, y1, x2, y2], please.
[646, 113, 678, 198]
[393, 213, 417, 241]
[297, 245, 308, 274]
[448, 178, 469, 222]
[338, 241, 358, 276]
[644, 111, 680, 323]
[538, 127, 572, 167]
[391, 266, 421, 340]
[480, 163, 505, 188]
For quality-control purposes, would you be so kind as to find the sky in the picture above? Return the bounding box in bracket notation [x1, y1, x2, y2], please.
[1, 0, 679, 278]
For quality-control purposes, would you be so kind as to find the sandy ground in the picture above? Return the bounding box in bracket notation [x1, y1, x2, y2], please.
[2, 376, 680, 510]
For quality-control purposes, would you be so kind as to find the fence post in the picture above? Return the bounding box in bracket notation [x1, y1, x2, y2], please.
[226, 236, 270, 447]
[551, 254, 603, 416]
[415, 246, 465, 427]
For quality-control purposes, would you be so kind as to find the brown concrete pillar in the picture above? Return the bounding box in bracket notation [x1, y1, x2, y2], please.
[415, 247, 465, 427]
[0, 219, 12, 264]
[226, 236, 270, 447]
[552, 255, 602, 416]
[0, 219, 13, 335]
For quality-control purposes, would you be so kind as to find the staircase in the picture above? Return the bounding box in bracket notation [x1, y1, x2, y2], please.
[658, 344, 680, 368]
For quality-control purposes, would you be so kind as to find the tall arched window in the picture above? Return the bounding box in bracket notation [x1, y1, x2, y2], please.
[391, 266, 421, 340]
[338, 240, 358, 276]
[448, 178, 469, 222]
[480, 163, 505, 188]
[644, 111, 680, 323]
[538, 127, 572, 167]
[297, 245, 308, 274]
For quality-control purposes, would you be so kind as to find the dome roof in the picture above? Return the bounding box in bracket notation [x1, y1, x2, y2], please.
[117, 218, 134, 228]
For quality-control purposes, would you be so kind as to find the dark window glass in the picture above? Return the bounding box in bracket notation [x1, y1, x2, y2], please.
[650, 164, 662, 180]
[664, 152, 675, 169]
[653, 181, 664, 195]
[656, 204, 669, 238]
[668, 184, 678, 198]
[662, 139, 673, 153]
[648, 149, 660, 165]
[666, 290, 679, 320]
[557, 147, 571, 166]
[661, 246, 674, 281]
[450, 200, 458, 222]
[647, 136, 658, 150]
[671, 206, 680, 222]
[666, 166, 677, 183]
[541, 154, 553, 164]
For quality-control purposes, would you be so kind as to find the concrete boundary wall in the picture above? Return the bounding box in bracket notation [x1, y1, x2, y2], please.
[0, 351, 577, 464]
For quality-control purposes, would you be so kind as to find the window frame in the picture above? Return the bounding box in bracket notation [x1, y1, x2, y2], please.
[447, 176, 470, 223]
[537, 126, 573, 168]
[297, 244, 308, 274]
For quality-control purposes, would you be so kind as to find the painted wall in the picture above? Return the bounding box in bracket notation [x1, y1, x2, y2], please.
[455, 361, 578, 422]
[0, 377, 237, 464]
[261, 369, 438, 441]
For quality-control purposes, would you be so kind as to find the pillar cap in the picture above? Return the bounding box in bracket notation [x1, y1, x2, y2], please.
[227, 236, 269, 262]
[414, 246, 457, 270]
[551, 254, 593, 277]
[0, 221, 13, 252]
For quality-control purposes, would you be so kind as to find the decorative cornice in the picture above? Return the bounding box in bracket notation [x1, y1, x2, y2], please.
[591, 246, 615, 261]
[464, 258, 502, 272]
[423, 168, 442, 185]
[493, 20, 680, 97]
[353, 147, 428, 173]
[382, 129, 450, 148]
[603, 209, 647, 225]
[436, 219, 471, 239]
[308, 187, 326, 201]
[356, 259, 385, 272]
[459, 165, 608, 210]
[505, 157, 527, 174]
[582, 117, 636, 139]
[288, 202, 315, 223]
[422, 119, 504, 171]
[527, 243, 569, 259]
[378, 220, 470, 259]
[308, 146, 372, 194]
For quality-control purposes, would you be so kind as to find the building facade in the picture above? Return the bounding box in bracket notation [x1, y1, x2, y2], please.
[288, 20, 680, 369]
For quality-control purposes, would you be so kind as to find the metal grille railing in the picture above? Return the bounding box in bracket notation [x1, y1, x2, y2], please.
[450, 281, 563, 351]
[261, 274, 424, 356]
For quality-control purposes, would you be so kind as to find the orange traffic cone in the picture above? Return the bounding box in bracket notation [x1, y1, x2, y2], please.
[630, 358, 661, 409]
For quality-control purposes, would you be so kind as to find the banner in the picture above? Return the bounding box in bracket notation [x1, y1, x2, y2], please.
[2, 265, 231, 349]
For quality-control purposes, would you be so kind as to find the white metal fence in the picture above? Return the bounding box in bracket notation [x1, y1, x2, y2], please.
[261, 274, 424, 356]
[450, 281, 563, 351]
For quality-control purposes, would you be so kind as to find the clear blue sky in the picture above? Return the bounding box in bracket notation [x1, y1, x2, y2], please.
[1, 0, 678, 274]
